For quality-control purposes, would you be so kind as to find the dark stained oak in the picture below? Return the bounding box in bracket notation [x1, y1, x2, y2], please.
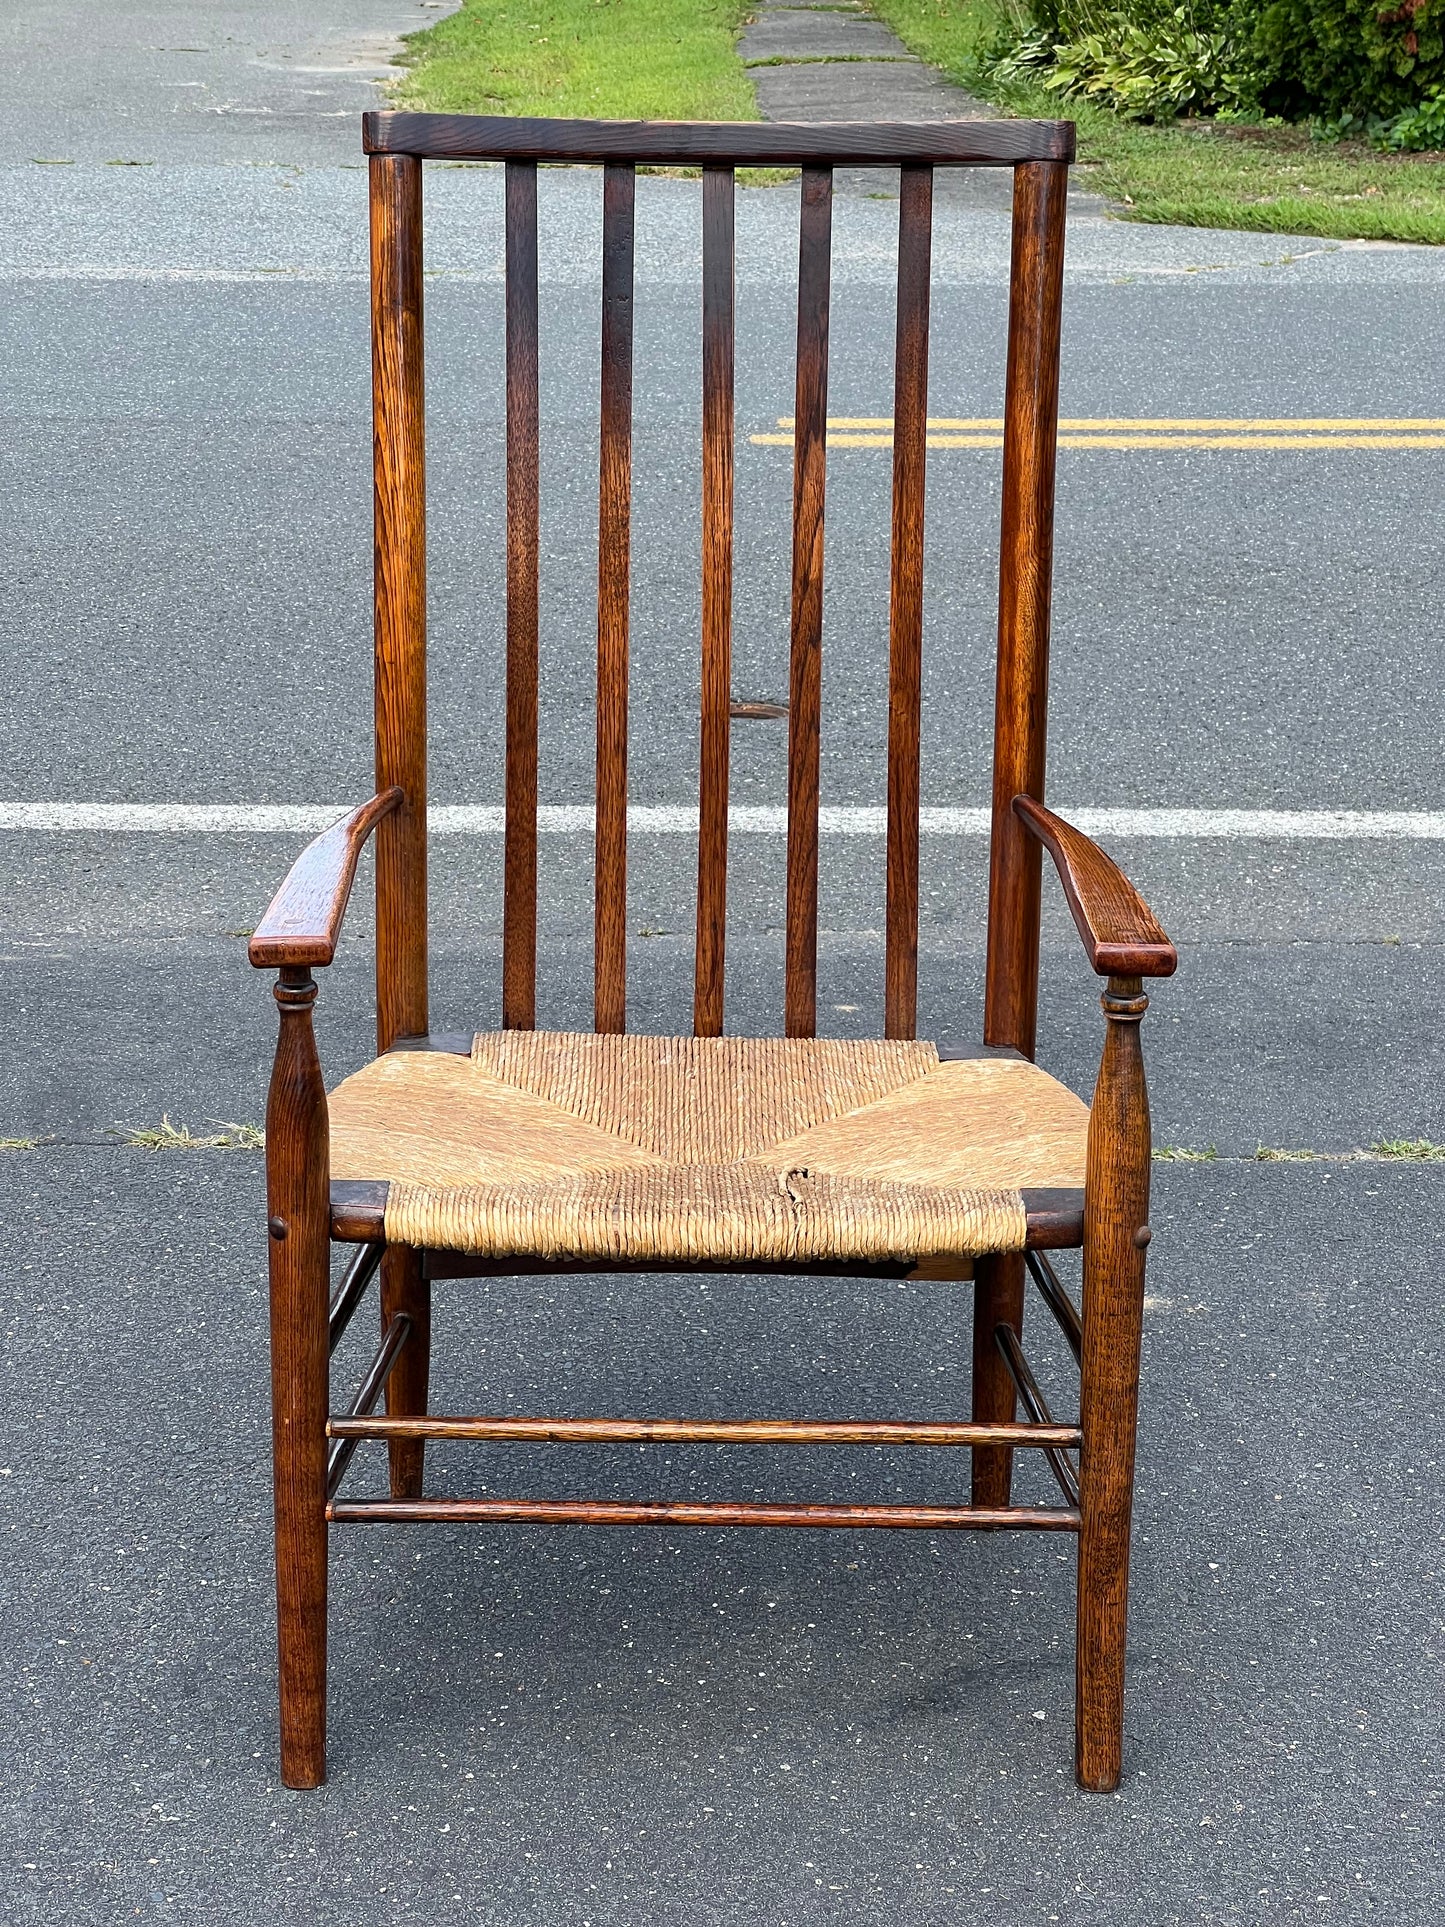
[1076, 977, 1154, 1792]
[970, 1252, 1026, 1506]
[595, 161, 635, 1035]
[693, 163, 735, 1039]
[983, 159, 1069, 1062]
[884, 163, 933, 1041]
[330, 1496, 1081, 1530]
[331, 1413, 1081, 1446]
[503, 158, 540, 1030]
[364, 112, 1076, 167]
[370, 153, 429, 1056]
[785, 165, 833, 1039]
[249, 790, 402, 969]
[265, 969, 331, 1788]
[1013, 796, 1178, 977]
[379, 1245, 430, 1499]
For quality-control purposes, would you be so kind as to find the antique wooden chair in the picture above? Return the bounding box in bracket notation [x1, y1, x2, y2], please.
[250, 111, 1176, 1794]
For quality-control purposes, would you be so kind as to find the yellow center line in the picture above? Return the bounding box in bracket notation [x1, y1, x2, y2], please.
[774, 415, 1445, 431]
[755, 415, 1445, 451]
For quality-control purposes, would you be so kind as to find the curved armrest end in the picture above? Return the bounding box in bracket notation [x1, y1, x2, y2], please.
[248, 788, 404, 970]
[1012, 795, 1177, 979]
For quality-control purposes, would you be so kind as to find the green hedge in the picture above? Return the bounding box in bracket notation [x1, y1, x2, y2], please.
[1004, 0, 1445, 124]
[1243, 0, 1445, 119]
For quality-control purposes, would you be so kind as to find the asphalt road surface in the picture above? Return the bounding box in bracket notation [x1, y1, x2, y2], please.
[2, 8, 1443, 1925]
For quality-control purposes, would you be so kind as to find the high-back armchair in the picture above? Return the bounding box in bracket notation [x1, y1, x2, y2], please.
[250, 111, 1177, 1793]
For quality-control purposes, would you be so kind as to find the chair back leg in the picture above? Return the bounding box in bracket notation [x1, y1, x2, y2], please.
[380, 1247, 432, 1497]
[970, 1252, 1025, 1506]
[1075, 975, 1152, 1791]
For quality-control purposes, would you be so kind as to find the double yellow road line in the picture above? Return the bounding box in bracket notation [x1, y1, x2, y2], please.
[753, 416, 1445, 450]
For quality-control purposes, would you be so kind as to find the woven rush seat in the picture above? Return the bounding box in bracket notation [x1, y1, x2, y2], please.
[327, 1032, 1090, 1264]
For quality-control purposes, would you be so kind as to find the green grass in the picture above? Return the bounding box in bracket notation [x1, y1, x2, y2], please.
[870, 0, 1445, 242]
[114, 1117, 264, 1151]
[1369, 1137, 1445, 1160]
[397, 0, 759, 122]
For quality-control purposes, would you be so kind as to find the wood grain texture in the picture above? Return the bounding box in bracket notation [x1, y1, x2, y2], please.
[694, 164, 735, 1039]
[1012, 796, 1178, 977]
[970, 1252, 1026, 1506]
[331, 1496, 1081, 1530]
[595, 162, 635, 1034]
[363, 112, 1076, 167]
[379, 1245, 430, 1499]
[265, 969, 330, 1788]
[785, 166, 833, 1039]
[884, 164, 933, 1041]
[331, 1413, 1081, 1446]
[370, 153, 429, 1056]
[248, 791, 402, 969]
[983, 160, 1069, 1061]
[503, 159, 540, 1030]
[1075, 977, 1153, 1791]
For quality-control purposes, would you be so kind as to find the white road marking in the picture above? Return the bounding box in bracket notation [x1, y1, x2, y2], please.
[4, 803, 1445, 839]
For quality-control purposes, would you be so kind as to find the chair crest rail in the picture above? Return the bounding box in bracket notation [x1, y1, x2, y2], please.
[362, 112, 1075, 167]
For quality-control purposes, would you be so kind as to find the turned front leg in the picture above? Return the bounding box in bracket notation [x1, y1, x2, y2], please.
[1075, 974, 1152, 1792]
[266, 967, 331, 1789]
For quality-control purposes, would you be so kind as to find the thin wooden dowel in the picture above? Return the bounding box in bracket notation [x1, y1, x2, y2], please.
[329, 1496, 1082, 1530]
[327, 1240, 382, 1358]
[983, 159, 1069, 1061]
[884, 164, 933, 1041]
[370, 153, 428, 1054]
[694, 163, 735, 1038]
[326, 1312, 414, 1501]
[503, 159, 540, 1030]
[327, 1414, 1083, 1447]
[785, 165, 833, 1039]
[993, 1322, 1080, 1507]
[594, 161, 635, 1034]
[1027, 1248, 1083, 1366]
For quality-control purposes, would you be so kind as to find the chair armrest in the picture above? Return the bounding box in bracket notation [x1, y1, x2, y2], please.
[248, 788, 403, 969]
[1012, 795, 1177, 979]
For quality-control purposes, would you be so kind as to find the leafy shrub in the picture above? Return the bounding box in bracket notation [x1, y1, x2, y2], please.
[994, 0, 1445, 124]
[1043, 8, 1255, 118]
[1239, 0, 1445, 119]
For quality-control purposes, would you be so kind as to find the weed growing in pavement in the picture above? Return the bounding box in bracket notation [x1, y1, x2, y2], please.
[114, 1117, 264, 1151]
[0, 1137, 37, 1150]
[1254, 1145, 1320, 1160]
[1153, 1144, 1218, 1161]
[1369, 1137, 1445, 1160]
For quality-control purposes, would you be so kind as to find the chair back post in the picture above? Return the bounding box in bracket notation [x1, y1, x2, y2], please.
[370, 152, 429, 1054]
[983, 159, 1069, 1061]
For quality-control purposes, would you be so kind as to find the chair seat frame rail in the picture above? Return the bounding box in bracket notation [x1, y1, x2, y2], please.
[249, 110, 1178, 1797]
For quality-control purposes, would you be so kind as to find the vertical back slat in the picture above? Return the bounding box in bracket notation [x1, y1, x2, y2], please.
[503, 159, 540, 1030]
[694, 164, 736, 1038]
[883, 164, 933, 1042]
[594, 162, 636, 1034]
[370, 153, 429, 1055]
[983, 160, 1069, 1060]
[784, 165, 833, 1040]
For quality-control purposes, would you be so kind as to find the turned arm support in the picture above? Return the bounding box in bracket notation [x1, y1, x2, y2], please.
[1012, 796, 1177, 980]
[249, 788, 403, 970]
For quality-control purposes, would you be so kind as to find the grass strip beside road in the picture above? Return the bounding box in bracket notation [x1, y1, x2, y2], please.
[397, 0, 758, 123]
[871, 0, 1445, 243]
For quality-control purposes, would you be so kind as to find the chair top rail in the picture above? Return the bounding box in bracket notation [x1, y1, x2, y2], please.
[363, 111, 1075, 168]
